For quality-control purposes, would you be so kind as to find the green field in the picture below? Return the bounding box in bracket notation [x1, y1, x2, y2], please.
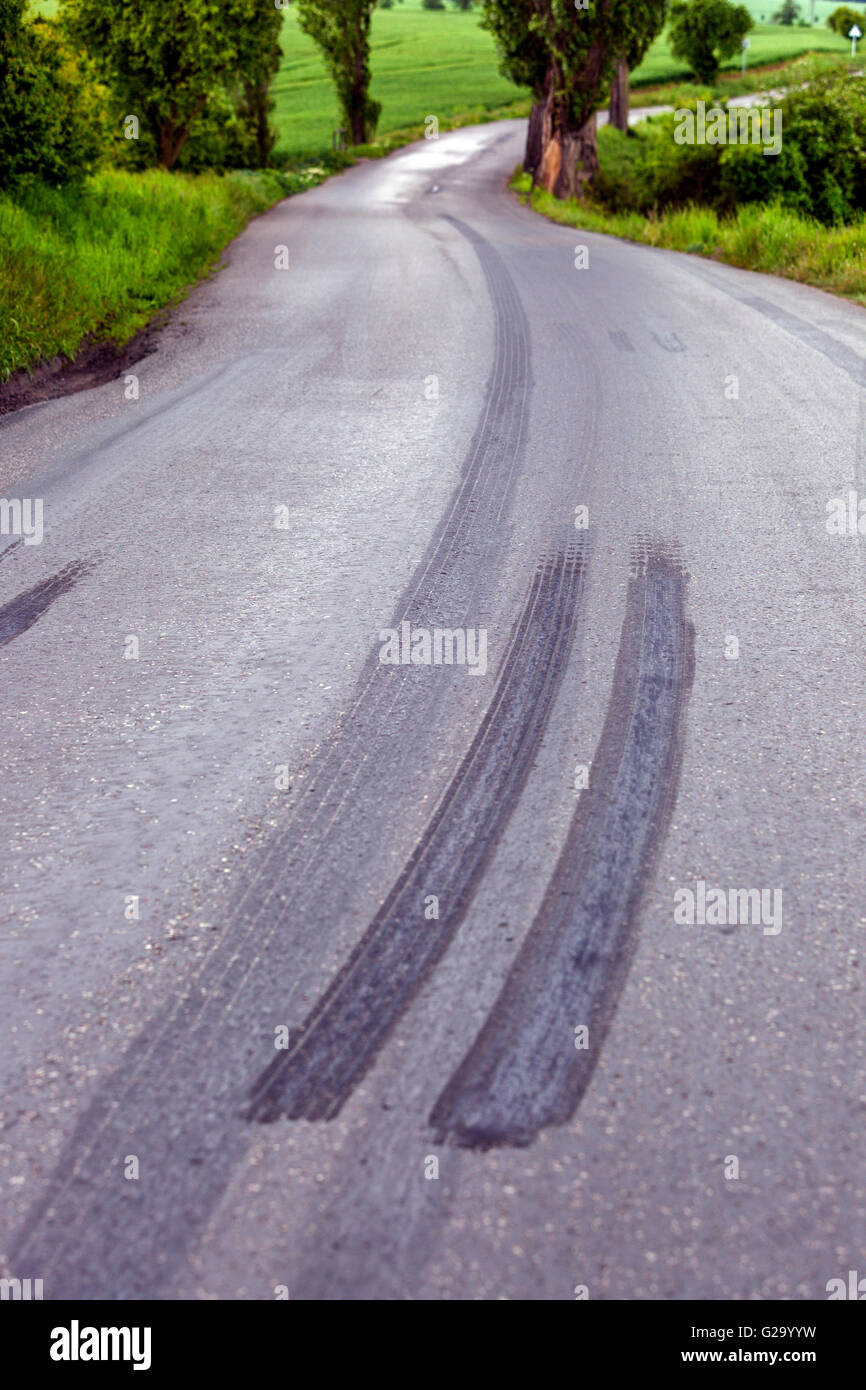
[628, 20, 850, 85]
[743, 0, 864, 21]
[270, 1, 852, 156]
[271, 3, 523, 155]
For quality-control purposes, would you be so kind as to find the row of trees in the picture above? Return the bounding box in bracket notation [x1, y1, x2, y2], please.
[2, 0, 758, 198]
[0, 0, 480, 183]
[482, 0, 752, 199]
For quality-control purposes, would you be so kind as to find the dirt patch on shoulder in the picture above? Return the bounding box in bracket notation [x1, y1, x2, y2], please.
[0, 319, 166, 417]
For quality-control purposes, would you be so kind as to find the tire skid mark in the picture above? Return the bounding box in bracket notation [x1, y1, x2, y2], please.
[430, 542, 695, 1150]
[0, 559, 94, 648]
[680, 258, 866, 387]
[9, 219, 536, 1295]
[0, 538, 23, 564]
[246, 543, 587, 1123]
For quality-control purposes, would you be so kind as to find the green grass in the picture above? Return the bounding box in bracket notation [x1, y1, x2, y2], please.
[742, 0, 865, 23]
[629, 48, 850, 105]
[512, 169, 866, 306]
[0, 167, 295, 381]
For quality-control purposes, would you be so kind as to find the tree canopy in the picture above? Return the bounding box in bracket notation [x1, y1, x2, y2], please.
[295, 0, 382, 145]
[62, 0, 281, 169]
[668, 0, 753, 84]
[482, 1, 667, 195]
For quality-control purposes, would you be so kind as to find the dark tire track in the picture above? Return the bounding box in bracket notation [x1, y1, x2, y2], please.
[8, 216, 539, 1298]
[246, 544, 587, 1123]
[430, 543, 695, 1149]
[0, 560, 93, 647]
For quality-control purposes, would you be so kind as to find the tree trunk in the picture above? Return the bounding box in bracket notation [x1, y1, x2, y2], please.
[524, 99, 546, 181]
[539, 108, 599, 201]
[158, 96, 206, 170]
[159, 122, 188, 171]
[609, 58, 629, 134]
[347, 90, 367, 145]
[244, 78, 274, 168]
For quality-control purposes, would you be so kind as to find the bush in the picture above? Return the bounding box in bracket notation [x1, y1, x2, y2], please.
[826, 5, 865, 35]
[595, 116, 722, 212]
[0, 2, 107, 192]
[594, 73, 866, 226]
[720, 77, 866, 223]
[63, 0, 282, 172]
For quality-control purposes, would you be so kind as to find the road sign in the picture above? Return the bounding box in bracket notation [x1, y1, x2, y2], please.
[850, 23, 862, 57]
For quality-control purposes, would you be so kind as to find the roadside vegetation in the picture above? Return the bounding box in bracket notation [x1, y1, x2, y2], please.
[0, 167, 334, 384]
[516, 169, 866, 303]
[513, 54, 866, 305]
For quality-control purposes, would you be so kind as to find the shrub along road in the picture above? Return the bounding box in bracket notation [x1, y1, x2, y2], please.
[0, 122, 864, 1299]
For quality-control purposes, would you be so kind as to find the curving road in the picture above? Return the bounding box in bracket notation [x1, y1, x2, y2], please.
[1, 121, 865, 1301]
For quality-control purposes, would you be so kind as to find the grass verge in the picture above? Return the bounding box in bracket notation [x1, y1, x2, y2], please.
[512, 169, 866, 306]
[0, 162, 347, 383]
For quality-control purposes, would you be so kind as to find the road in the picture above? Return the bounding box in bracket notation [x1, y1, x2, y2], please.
[1, 121, 865, 1301]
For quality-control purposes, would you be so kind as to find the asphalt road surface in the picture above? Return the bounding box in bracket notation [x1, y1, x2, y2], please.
[1, 121, 865, 1301]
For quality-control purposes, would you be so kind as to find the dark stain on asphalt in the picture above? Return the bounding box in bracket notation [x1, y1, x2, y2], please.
[609, 330, 635, 353]
[652, 330, 686, 353]
[429, 541, 695, 1149]
[0, 559, 94, 647]
[246, 543, 588, 1123]
[0, 326, 160, 416]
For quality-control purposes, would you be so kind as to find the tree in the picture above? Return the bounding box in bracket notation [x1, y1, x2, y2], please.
[609, 59, 630, 133]
[668, 0, 753, 84]
[481, 0, 547, 177]
[62, 0, 272, 170]
[826, 4, 864, 33]
[772, 0, 801, 20]
[232, 0, 284, 168]
[482, 1, 666, 197]
[0, 0, 105, 190]
[295, 1, 382, 144]
[609, 10, 667, 134]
